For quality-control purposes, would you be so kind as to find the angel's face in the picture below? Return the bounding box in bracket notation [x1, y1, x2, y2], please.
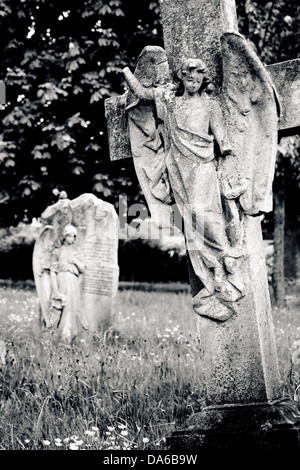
[64, 233, 76, 245]
[182, 70, 204, 95]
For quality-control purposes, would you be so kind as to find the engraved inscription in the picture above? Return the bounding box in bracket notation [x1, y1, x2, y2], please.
[82, 239, 115, 296]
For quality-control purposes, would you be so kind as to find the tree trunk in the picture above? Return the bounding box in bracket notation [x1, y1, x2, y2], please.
[272, 183, 286, 308]
[284, 221, 300, 280]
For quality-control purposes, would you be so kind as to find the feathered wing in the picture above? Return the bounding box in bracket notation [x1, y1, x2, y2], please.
[32, 225, 55, 327]
[126, 46, 174, 228]
[219, 32, 281, 216]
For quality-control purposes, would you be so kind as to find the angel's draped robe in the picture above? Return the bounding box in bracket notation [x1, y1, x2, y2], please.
[153, 87, 243, 303]
[50, 244, 88, 341]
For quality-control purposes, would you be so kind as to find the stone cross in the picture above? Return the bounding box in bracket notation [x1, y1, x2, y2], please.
[105, 0, 300, 449]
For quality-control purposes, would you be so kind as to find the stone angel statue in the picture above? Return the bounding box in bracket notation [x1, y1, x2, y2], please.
[33, 223, 88, 342]
[120, 32, 280, 322]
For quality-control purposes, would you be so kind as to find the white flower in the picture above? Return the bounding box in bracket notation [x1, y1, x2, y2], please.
[42, 440, 51, 446]
[55, 441, 62, 447]
[121, 430, 128, 436]
[118, 424, 127, 429]
[91, 426, 99, 432]
[74, 439, 83, 446]
[107, 426, 115, 432]
[69, 443, 79, 450]
[142, 437, 149, 444]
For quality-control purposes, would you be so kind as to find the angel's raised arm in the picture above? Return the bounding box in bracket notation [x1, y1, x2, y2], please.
[123, 67, 155, 101]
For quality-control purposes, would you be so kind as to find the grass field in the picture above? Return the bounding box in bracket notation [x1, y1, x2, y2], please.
[0, 282, 299, 450]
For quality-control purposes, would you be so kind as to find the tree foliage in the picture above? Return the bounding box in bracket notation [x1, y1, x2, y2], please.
[0, 0, 162, 225]
[237, 0, 300, 64]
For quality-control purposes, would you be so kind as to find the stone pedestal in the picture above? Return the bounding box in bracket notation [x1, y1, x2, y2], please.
[167, 216, 300, 449]
[169, 399, 300, 450]
[189, 217, 282, 407]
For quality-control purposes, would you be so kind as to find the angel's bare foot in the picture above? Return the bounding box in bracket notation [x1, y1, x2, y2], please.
[214, 267, 224, 291]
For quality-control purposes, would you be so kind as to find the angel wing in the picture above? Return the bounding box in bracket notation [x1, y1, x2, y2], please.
[219, 32, 281, 216]
[32, 225, 55, 328]
[126, 46, 174, 228]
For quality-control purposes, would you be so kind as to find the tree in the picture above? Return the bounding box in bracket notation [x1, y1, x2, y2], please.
[0, 0, 162, 226]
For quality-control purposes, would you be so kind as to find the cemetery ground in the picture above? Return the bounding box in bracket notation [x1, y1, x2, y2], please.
[0, 282, 300, 451]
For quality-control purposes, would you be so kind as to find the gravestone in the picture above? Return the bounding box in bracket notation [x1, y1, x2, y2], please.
[105, 0, 300, 450]
[33, 193, 119, 342]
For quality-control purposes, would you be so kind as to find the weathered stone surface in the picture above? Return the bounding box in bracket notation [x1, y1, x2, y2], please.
[105, 93, 131, 161]
[220, 32, 280, 216]
[33, 193, 119, 341]
[194, 216, 281, 407]
[159, 0, 237, 87]
[169, 399, 300, 450]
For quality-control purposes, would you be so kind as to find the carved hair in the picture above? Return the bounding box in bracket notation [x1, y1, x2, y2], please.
[63, 224, 77, 240]
[175, 58, 213, 95]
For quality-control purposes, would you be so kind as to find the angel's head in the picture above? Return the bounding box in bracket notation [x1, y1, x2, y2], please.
[62, 224, 77, 245]
[175, 58, 213, 96]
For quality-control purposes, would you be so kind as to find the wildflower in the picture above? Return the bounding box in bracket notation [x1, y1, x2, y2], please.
[91, 426, 99, 432]
[55, 441, 63, 447]
[142, 437, 149, 444]
[118, 424, 127, 430]
[24, 439, 30, 444]
[69, 443, 79, 450]
[42, 440, 51, 446]
[106, 431, 112, 436]
[107, 426, 115, 432]
[121, 430, 128, 436]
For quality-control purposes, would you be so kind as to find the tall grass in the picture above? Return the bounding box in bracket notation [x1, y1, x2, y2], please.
[0, 284, 299, 450]
[0, 285, 203, 450]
